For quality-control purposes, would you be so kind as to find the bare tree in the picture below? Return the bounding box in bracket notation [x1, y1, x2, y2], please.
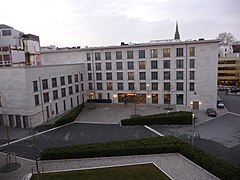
[217, 32, 236, 44]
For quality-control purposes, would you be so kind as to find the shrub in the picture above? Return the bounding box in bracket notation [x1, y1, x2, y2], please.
[54, 103, 85, 127]
[121, 111, 192, 126]
[40, 136, 240, 180]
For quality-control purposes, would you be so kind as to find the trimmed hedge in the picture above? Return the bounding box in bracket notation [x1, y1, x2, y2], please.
[40, 136, 240, 180]
[121, 111, 192, 126]
[87, 99, 112, 103]
[54, 103, 85, 127]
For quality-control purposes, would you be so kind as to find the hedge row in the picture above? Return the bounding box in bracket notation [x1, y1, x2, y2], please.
[54, 103, 85, 127]
[87, 99, 112, 103]
[121, 111, 192, 126]
[40, 136, 240, 180]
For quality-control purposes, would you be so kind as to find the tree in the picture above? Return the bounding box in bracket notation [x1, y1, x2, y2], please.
[217, 32, 236, 44]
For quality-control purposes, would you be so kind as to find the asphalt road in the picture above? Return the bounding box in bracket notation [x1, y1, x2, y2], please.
[0, 123, 157, 160]
[218, 91, 240, 114]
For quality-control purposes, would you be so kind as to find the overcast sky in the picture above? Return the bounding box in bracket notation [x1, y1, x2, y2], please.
[1, 0, 240, 47]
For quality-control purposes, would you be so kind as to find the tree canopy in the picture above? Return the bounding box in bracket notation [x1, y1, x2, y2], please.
[217, 32, 236, 44]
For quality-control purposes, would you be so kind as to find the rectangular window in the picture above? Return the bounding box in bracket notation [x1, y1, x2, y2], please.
[71, 97, 73, 108]
[95, 52, 101, 60]
[164, 82, 171, 91]
[97, 83, 102, 90]
[176, 60, 184, 68]
[52, 77, 57, 88]
[87, 53, 91, 61]
[87, 63, 92, 71]
[128, 72, 134, 80]
[60, 76, 65, 86]
[152, 82, 158, 90]
[106, 72, 112, 80]
[53, 90, 58, 100]
[176, 71, 184, 80]
[63, 100, 66, 111]
[139, 61, 146, 69]
[89, 83, 93, 90]
[189, 47, 195, 56]
[106, 62, 112, 70]
[163, 48, 170, 57]
[2, 30, 11, 36]
[61, 88, 66, 97]
[116, 62, 123, 70]
[105, 52, 111, 60]
[176, 48, 184, 57]
[43, 92, 49, 103]
[127, 61, 134, 69]
[127, 51, 133, 59]
[163, 60, 170, 68]
[117, 82, 124, 90]
[3, 54, 10, 60]
[139, 72, 146, 80]
[33, 81, 38, 92]
[69, 86, 73, 95]
[81, 84, 84, 91]
[176, 82, 184, 91]
[139, 50, 145, 58]
[140, 82, 146, 90]
[42, 79, 48, 90]
[116, 51, 122, 59]
[151, 49, 158, 58]
[163, 71, 171, 80]
[190, 82, 195, 91]
[190, 71, 195, 79]
[151, 61, 158, 69]
[74, 74, 79, 83]
[107, 82, 113, 90]
[34, 95, 39, 106]
[164, 94, 171, 104]
[96, 73, 102, 80]
[75, 84, 79, 93]
[176, 94, 184, 105]
[117, 72, 123, 80]
[190, 59, 195, 68]
[95, 63, 101, 70]
[2, 46, 9, 51]
[128, 83, 135, 90]
[151, 72, 158, 80]
[68, 75, 72, 84]
[88, 73, 92, 80]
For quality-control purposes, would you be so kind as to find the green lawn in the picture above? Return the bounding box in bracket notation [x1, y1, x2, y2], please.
[31, 163, 170, 180]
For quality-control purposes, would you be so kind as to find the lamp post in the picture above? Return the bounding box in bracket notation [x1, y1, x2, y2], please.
[146, 84, 150, 104]
[192, 113, 195, 145]
[49, 99, 52, 119]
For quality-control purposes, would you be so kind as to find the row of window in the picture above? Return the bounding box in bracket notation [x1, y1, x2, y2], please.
[86, 47, 195, 61]
[33, 74, 83, 92]
[34, 84, 82, 106]
[88, 71, 195, 81]
[0, 30, 12, 36]
[87, 59, 195, 71]
[88, 82, 195, 91]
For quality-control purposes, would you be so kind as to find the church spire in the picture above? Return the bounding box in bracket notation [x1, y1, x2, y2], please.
[174, 21, 180, 40]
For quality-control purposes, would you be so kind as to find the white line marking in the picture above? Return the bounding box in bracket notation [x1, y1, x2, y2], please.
[195, 113, 228, 126]
[228, 112, 240, 117]
[0, 122, 75, 148]
[75, 121, 119, 125]
[144, 125, 164, 136]
[178, 153, 220, 180]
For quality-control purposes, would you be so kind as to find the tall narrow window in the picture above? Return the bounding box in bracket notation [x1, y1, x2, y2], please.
[139, 61, 146, 69]
[190, 82, 195, 91]
[42, 79, 48, 90]
[33, 81, 38, 92]
[87, 63, 92, 71]
[139, 50, 145, 58]
[107, 82, 113, 90]
[87, 53, 91, 61]
[95, 63, 101, 70]
[151, 61, 158, 69]
[105, 52, 111, 60]
[95, 52, 101, 60]
[163, 48, 170, 57]
[176, 48, 184, 57]
[150, 49, 158, 58]
[127, 61, 134, 69]
[163, 60, 170, 68]
[106, 62, 112, 70]
[151, 72, 158, 80]
[190, 59, 195, 68]
[127, 51, 134, 59]
[116, 51, 122, 59]
[176, 60, 184, 68]
[68, 75, 72, 84]
[190, 71, 195, 79]
[116, 62, 123, 70]
[106, 72, 112, 80]
[128, 72, 134, 80]
[52, 77, 57, 88]
[117, 72, 123, 80]
[189, 47, 195, 56]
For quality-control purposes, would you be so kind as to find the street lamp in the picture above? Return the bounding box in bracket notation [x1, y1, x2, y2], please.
[191, 113, 195, 145]
[49, 99, 52, 119]
[146, 84, 150, 104]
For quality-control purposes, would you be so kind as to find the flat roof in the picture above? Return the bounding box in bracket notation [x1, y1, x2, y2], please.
[41, 39, 220, 54]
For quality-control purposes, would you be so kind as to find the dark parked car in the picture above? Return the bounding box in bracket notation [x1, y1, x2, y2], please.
[217, 100, 224, 108]
[206, 108, 217, 117]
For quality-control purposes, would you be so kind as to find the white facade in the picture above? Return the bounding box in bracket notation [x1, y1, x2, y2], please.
[41, 39, 219, 110]
[0, 63, 85, 127]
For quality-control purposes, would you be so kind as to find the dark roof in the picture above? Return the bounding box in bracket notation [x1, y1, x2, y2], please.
[0, 24, 13, 29]
[22, 34, 40, 42]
